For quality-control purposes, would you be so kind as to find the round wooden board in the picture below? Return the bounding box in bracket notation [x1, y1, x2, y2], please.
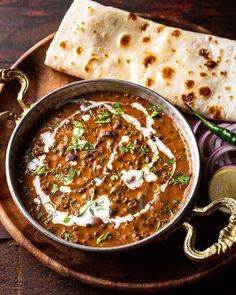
[0, 20, 235, 292]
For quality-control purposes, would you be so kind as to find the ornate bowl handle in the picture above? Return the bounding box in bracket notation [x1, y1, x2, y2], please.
[182, 197, 236, 262]
[0, 68, 30, 122]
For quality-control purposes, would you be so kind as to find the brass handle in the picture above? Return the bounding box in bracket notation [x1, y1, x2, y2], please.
[0, 68, 30, 121]
[182, 197, 236, 262]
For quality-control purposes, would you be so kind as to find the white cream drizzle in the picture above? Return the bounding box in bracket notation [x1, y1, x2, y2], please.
[32, 100, 178, 229]
[82, 114, 91, 121]
[60, 186, 71, 193]
[27, 155, 46, 171]
[33, 176, 110, 226]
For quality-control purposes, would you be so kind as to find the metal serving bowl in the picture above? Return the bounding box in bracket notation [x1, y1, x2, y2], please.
[1, 68, 236, 261]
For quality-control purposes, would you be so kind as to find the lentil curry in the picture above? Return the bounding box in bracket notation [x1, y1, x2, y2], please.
[19, 92, 191, 247]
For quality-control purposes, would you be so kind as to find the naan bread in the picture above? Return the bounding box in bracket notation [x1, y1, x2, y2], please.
[45, 0, 236, 121]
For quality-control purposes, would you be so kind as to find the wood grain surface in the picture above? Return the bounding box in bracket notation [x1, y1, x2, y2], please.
[0, 0, 235, 294]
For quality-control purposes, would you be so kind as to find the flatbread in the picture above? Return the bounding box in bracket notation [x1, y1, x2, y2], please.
[45, 0, 236, 121]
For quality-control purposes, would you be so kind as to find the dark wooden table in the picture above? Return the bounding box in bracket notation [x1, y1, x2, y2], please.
[0, 1, 235, 294]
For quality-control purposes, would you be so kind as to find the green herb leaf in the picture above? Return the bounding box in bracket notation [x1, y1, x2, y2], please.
[139, 146, 149, 155]
[95, 111, 113, 124]
[96, 232, 112, 245]
[127, 142, 135, 154]
[64, 233, 73, 241]
[78, 188, 95, 217]
[110, 173, 119, 181]
[55, 171, 64, 182]
[113, 102, 124, 115]
[148, 104, 164, 118]
[129, 130, 138, 137]
[119, 145, 128, 154]
[34, 166, 46, 176]
[172, 199, 180, 206]
[163, 206, 174, 215]
[52, 184, 59, 194]
[137, 202, 145, 209]
[63, 216, 71, 224]
[64, 168, 76, 184]
[74, 120, 84, 128]
[37, 211, 43, 220]
[163, 157, 176, 168]
[171, 172, 190, 186]
[78, 141, 97, 151]
[77, 169, 81, 176]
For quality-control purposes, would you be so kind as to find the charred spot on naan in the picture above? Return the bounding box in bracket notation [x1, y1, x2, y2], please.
[161, 67, 175, 79]
[200, 72, 208, 77]
[181, 92, 195, 103]
[225, 86, 232, 91]
[128, 12, 137, 21]
[207, 105, 223, 120]
[116, 58, 122, 67]
[199, 48, 218, 69]
[143, 54, 157, 68]
[140, 22, 149, 32]
[205, 60, 217, 69]
[59, 40, 71, 50]
[142, 36, 151, 43]
[155, 25, 165, 33]
[185, 80, 195, 89]
[199, 86, 212, 98]
[119, 34, 131, 47]
[145, 77, 155, 87]
[201, 49, 223, 69]
[84, 58, 99, 73]
[220, 71, 227, 77]
[171, 29, 181, 37]
[76, 46, 83, 55]
[199, 48, 211, 60]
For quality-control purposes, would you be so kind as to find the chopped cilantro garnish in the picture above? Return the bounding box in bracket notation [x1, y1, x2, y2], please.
[96, 232, 112, 245]
[95, 111, 113, 124]
[163, 157, 176, 168]
[129, 130, 138, 137]
[110, 173, 119, 181]
[119, 145, 128, 154]
[113, 102, 124, 115]
[77, 169, 81, 176]
[163, 206, 174, 215]
[74, 120, 84, 129]
[34, 166, 46, 176]
[52, 184, 59, 194]
[148, 104, 164, 118]
[64, 168, 76, 184]
[137, 202, 145, 209]
[37, 211, 43, 220]
[64, 233, 73, 241]
[171, 172, 190, 186]
[139, 146, 149, 155]
[63, 216, 71, 224]
[127, 142, 135, 154]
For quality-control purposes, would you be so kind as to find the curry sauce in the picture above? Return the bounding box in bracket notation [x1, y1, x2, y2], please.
[19, 92, 191, 247]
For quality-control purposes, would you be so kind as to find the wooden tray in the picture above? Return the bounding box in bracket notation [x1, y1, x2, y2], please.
[0, 19, 235, 292]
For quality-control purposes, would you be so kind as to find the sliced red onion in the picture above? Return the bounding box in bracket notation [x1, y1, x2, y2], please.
[190, 117, 236, 180]
[191, 120, 202, 134]
[198, 130, 212, 160]
[204, 145, 236, 179]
